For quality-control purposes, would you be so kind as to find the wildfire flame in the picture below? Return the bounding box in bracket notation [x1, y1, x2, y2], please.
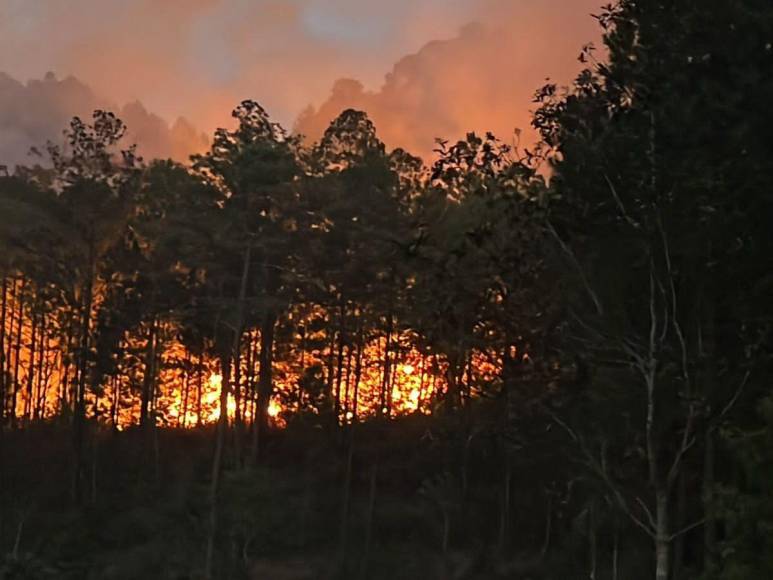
[3, 284, 501, 430]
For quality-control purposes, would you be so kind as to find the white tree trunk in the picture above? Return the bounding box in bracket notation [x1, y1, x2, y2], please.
[655, 492, 670, 580]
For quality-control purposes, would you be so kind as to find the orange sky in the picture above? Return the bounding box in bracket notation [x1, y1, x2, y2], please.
[0, 0, 604, 162]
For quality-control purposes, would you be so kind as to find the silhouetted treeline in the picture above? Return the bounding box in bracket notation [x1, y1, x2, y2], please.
[0, 1, 772, 579]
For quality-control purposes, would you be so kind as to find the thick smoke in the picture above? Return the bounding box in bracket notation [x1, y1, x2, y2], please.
[0, 72, 208, 168]
[296, 1, 603, 158]
[0, 0, 603, 164]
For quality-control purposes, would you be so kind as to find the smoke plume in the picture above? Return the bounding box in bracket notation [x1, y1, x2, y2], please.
[0, 72, 208, 168]
[0, 0, 603, 164]
[296, 1, 603, 158]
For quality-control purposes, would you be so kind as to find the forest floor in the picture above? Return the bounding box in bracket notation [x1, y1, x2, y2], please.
[0, 410, 622, 579]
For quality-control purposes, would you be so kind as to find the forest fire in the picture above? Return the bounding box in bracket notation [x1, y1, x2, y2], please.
[1, 3, 769, 579]
[0, 281, 499, 430]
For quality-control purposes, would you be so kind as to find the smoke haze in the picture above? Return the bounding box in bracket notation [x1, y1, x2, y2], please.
[0, 0, 603, 164]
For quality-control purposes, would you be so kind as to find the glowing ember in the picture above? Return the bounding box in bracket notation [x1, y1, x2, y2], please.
[404, 388, 421, 412]
[5, 294, 497, 429]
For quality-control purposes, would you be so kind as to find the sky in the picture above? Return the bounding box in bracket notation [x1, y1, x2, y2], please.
[0, 0, 604, 164]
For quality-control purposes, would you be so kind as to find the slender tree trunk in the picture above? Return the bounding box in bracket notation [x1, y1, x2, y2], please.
[338, 427, 355, 569]
[255, 309, 276, 458]
[24, 311, 38, 423]
[442, 509, 451, 556]
[11, 278, 25, 427]
[498, 453, 512, 551]
[612, 526, 620, 580]
[539, 493, 552, 560]
[654, 491, 670, 580]
[234, 339, 242, 423]
[233, 335, 243, 466]
[72, 263, 94, 504]
[60, 321, 72, 417]
[206, 244, 251, 578]
[5, 280, 19, 423]
[333, 304, 346, 425]
[351, 323, 364, 422]
[418, 356, 427, 410]
[0, 276, 6, 525]
[0, 276, 7, 426]
[463, 352, 473, 406]
[140, 317, 159, 429]
[361, 462, 378, 577]
[589, 499, 598, 580]
[111, 374, 120, 431]
[205, 354, 230, 580]
[245, 330, 255, 421]
[703, 427, 716, 572]
[34, 316, 46, 420]
[297, 326, 306, 410]
[379, 313, 393, 417]
[673, 472, 687, 578]
[91, 428, 99, 503]
[444, 350, 463, 412]
[387, 349, 399, 416]
[342, 343, 354, 419]
[326, 326, 336, 412]
[701, 292, 718, 574]
[181, 353, 191, 428]
[197, 353, 204, 427]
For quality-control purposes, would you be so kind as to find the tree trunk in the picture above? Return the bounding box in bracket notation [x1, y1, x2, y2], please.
[254, 310, 276, 460]
[205, 354, 230, 580]
[589, 499, 597, 580]
[444, 352, 463, 412]
[111, 374, 120, 430]
[702, 289, 718, 574]
[197, 353, 204, 427]
[539, 493, 552, 560]
[325, 327, 336, 413]
[673, 472, 687, 578]
[334, 304, 346, 424]
[205, 239, 252, 576]
[72, 264, 94, 504]
[497, 453, 512, 551]
[351, 324, 364, 422]
[338, 428, 355, 569]
[140, 317, 159, 429]
[297, 326, 306, 409]
[361, 462, 378, 576]
[180, 352, 191, 428]
[11, 278, 25, 427]
[0, 277, 7, 426]
[612, 526, 620, 580]
[379, 313, 393, 417]
[655, 491, 670, 580]
[703, 427, 716, 572]
[34, 316, 46, 420]
[233, 339, 244, 467]
[342, 342, 354, 419]
[24, 311, 38, 423]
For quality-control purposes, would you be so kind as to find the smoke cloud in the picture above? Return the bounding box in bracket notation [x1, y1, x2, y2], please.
[0, 72, 208, 168]
[0, 0, 603, 164]
[297, 1, 604, 158]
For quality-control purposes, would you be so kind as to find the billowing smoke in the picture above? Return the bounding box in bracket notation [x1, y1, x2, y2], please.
[0, 0, 603, 164]
[296, 1, 603, 158]
[0, 72, 208, 169]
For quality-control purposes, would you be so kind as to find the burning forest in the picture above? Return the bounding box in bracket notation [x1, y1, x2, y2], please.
[1, 2, 772, 580]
